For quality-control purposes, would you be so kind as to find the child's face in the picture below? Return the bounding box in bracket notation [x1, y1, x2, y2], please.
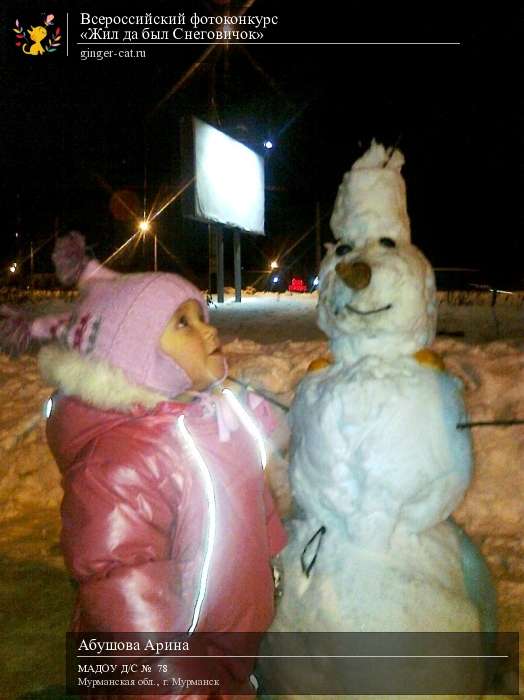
[159, 300, 225, 392]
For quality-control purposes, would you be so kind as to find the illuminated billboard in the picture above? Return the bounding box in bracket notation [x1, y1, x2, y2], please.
[190, 117, 265, 235]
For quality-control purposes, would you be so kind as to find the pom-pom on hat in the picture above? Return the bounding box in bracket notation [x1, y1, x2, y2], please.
[330, 140, 411, 247]
[52, 230, 90, 286]
[1, 233, 210, 398]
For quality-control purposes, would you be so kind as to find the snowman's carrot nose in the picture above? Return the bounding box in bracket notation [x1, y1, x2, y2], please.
[335, 260, 372, 290]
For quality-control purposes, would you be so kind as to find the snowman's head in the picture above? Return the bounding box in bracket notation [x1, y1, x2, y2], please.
[318, 141, 437, 362]
[318, 237, 437, 361]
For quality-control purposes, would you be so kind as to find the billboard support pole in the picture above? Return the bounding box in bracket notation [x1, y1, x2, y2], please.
[208, 224, 216, 297]
[216, 226, 224, 304]
[233, 229, 241, 303]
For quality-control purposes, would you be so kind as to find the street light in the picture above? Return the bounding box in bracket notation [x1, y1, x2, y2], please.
[138, 220, 157, 271]
[270, 260, 278, 270]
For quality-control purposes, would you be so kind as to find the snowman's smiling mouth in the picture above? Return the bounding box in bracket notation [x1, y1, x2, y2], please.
[343, 303, 393, 316]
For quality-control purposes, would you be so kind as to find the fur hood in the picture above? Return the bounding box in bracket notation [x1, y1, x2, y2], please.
[38, 344, 168, 412]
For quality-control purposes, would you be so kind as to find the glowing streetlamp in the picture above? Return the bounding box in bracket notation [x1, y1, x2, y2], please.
[264, 140, 273, 150]
[138, 220, 157, 272]
[270, 260, 278, 270]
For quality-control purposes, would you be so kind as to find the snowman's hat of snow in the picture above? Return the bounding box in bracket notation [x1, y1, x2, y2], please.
[330, 140, 411, 247]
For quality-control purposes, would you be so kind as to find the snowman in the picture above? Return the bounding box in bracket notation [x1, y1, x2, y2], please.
[260, 142, 496, 700]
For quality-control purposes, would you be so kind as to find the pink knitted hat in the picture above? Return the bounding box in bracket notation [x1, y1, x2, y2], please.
[1, 233, 211, 398]
[67, 266, 209, 397]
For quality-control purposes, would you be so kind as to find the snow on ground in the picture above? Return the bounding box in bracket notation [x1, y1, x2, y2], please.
[0, 291, 522, 697]
[210, 291, 326, 344]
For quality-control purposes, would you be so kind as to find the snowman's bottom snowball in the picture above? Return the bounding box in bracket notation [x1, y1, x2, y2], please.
[271, 519, 481, 631]
[259, 520, 483, 700]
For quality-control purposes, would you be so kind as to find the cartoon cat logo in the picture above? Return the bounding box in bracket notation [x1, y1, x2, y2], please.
[23, 25, 47, 55]
[13, 14, 61, 55]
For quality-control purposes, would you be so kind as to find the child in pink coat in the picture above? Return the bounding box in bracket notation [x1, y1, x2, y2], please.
[15, 233, 288, 698]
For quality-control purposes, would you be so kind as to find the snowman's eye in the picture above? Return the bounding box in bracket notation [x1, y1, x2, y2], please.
[380, 237, 396, 248]
[335, 244, 353, 256]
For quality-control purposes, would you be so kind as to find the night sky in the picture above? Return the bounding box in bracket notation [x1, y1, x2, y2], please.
[1, 1, 520, 289]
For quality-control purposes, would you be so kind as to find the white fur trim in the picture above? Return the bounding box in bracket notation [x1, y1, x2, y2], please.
[38, 345, 168, 412]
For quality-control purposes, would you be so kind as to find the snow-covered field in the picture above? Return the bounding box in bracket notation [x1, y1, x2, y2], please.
[0, 292, 522, 698]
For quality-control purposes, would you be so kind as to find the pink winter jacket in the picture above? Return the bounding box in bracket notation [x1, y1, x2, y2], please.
[46, 386, 287, 698]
